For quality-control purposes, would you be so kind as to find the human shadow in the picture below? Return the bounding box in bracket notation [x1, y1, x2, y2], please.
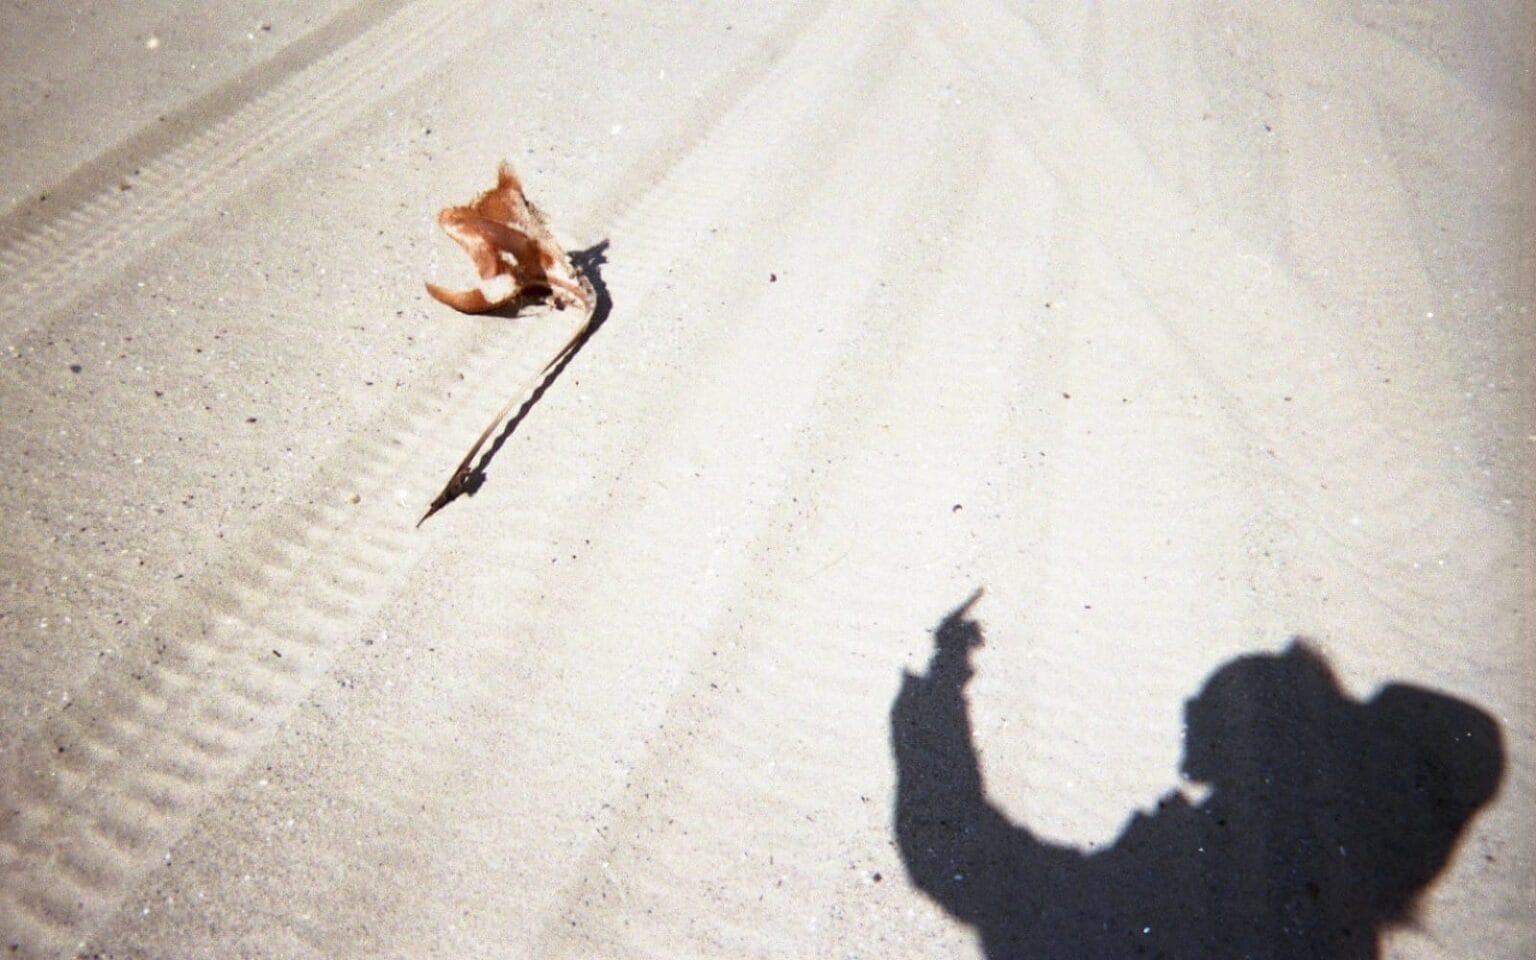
[891, 591, 1504, 959]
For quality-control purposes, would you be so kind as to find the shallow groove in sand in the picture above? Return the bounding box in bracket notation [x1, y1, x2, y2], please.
[0, 0, 468, 325]
[527, 116, 1007, 958]
[915, 0, 1505, 648]
[0, 0, 896, 954]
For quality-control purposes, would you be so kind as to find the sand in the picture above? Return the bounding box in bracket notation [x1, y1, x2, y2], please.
[1, 1, 1532, 957]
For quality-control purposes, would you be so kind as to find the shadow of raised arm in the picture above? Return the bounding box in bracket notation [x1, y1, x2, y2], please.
[891, 589, 1077, 933]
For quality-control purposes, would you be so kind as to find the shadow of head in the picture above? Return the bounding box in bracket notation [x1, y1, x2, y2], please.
[1179, 639, 1503, 922]
[1182, 640, 1503, 800]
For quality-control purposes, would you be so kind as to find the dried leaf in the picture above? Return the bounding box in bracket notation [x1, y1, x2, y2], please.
[425, 161, 593, 314]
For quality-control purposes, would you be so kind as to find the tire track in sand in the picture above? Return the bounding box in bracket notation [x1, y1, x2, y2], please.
[0, 0, 896, 954]
[0, 0, 466, 327]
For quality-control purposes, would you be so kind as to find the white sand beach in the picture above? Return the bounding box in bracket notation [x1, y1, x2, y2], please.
[2, 2, 1531, 957]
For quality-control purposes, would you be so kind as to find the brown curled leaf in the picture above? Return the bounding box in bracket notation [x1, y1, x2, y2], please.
[424, 161, 594, 314]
